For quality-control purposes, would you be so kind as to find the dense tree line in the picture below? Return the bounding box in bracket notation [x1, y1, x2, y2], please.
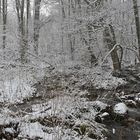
[0, 0, 139, 71]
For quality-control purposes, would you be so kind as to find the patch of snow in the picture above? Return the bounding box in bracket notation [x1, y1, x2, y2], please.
[101, 112, 109, 117]
[20, 122, 80, 140]
[95, 76, 126, 89]
[114, 103, 128, 114]
[19, 122, 49, 139]
[0, 67, 36, 103]
[126, 100, 137, 106]
[90, 67, 127, 89]
[4, 127, 15, 134]
[135, 93, 140, 102]
[93, 101, 107, 111]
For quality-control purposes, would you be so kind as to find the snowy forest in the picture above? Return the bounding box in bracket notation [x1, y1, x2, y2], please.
[0, 0, 140, 139]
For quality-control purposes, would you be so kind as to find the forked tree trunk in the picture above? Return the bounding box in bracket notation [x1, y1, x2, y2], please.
[103, 24, 121, 71]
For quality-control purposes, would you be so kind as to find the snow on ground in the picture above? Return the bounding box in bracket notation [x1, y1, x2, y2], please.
[92, 67, 126, 89]
[0, 62, 125, 103]
[19, 122, 77, 140]
[18, 94, 107, 140]
[0, 77, 35, 103]
[57, 64, 126, 90]
[0, 90, 107, 139]
[19, 122, 50, 139]
[19, 121, 96, 140]
[0, 62, 47, 103]
[0, 63, 126, 139]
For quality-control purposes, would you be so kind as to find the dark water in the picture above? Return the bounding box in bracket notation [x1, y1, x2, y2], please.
[85, 86, 140, 140]
[105, 121, 140, 140]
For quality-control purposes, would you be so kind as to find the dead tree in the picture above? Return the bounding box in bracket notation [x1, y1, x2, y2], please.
[103, 24, 121, 71]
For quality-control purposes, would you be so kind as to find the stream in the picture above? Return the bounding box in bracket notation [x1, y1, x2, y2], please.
[86, 85, 140, 140]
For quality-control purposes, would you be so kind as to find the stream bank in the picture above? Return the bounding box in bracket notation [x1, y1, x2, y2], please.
[0, 66, 140, 140]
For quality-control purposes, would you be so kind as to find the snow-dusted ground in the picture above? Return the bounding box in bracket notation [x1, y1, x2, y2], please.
[0, 63, 131, 140]
[0, 61, 126, 103]
[0, 91, 107, 139]
[0, 61, 48, 103]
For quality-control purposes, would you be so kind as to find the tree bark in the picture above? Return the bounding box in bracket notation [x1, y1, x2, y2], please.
[33, 0, 41, 55]
[0, 0, 1, 21]
[60, 0, 65, 54]
[78, 0, 97, 67]
[15, 0, 27, 63]
[132, 0, 140, 60]
[68, 0, 74, 60]
[26, 0, 30, 49]
[2, 0, 7, 59]
[87, 24, 97, 67]
[103, 24, 121, 71]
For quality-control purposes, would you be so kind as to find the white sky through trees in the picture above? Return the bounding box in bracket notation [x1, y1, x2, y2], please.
[8, 0, 50, 17]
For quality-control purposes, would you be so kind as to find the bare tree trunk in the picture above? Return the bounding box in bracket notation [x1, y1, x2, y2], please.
[0, 0, 1, 21]
[20, 0, 26, 63]
[87, 24, 97, 67]
[103, 24, 121, 71]
[33, 0, 41, 55]
[2, 0, 7, 59]
[132, 0, 140, 59]
[77, 0, 97, 67]
[26, 0, 30, 49]
[71, 0, 76, 48]
[15, 0, 27, 63]
[68, 0, 74, 60]
[60, 0, 65, 54]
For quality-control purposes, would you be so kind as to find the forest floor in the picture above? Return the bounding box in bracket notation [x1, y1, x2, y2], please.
[0, 62, 139, 140]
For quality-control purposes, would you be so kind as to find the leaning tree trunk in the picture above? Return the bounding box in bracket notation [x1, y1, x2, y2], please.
[103, 24, 121, 71]
[132, 0, 140, 60]
[2, 0, 7, 58]
[33, 0, 41, 55]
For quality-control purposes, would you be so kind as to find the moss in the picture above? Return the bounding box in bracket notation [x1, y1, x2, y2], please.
[88, 130, 97, 139]
[74, 123, 88, 135]
[80, 124, 87, 135]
